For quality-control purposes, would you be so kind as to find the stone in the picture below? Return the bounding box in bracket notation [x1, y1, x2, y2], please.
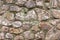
[50, 0, 58, 8]
[21, 24, 31, 30]
[12, 21, 22, 28]
[9, 5, 21, 12]
[35, 31, 44, 40]
[0, 32, 5, 40]
[0, 16, 4, 24]
[39, 22, 52, 31]
[56, 23, 60, 30]
[52, 9, 60, 18]
[23, 31, 35, 39]
[9, 28, 23, 34]
[1, 4, 9, 11]
[45, 27, 60, 40]
[6, 0, 14, 3]
[3, 11, 15, 21]
[15, 12, 26, 20]
[31, 25, 40, 32]
[35, 8, 51, 21]
[1, 26, 9, 32]
[0, 0, 3, 6]
[1, 19, 12, 26]
[5, 33, 13, 39]
[14, 35, 24, 40]
[25, 0, 36, 8]
[49, 19, 60, 26]
[36, 0, 44, 7]
[25, 10, 37, 20]
[15, 0, 27, 6]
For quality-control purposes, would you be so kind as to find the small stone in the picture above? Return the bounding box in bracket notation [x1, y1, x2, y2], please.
[25, 0, 36, 8]
[5, 33, 13, 39]
[31, 25, 40, 32]
[14, 35, 24, 40]
[21, 24, 31, 30]
[1, 5, 9, 11]
[56, 23, 60, 30]
[3, 11, 14, 21]
[39, 22, 52, 31]
[50, 0, 58, 8]
[0, 16, 4, 24]
[35, 31, 44, 40]
[15, 12, 26, 20]
[45, 27, 59, 40]
[6, 0, 14, 3]
[25, 10, 37, 20]
[15, 0, 27, 6]
[9, 28, 22, 34]
[49, 19, 60, 26]
[12, 21, 22, 28]
[35, 8, 51, 21]
[1, 19, 12, 26]
[52, 9, 60, 18]
[9, 5, 21, 12]
[23, 31, 35, 39]
[0, 32, 5, 40]
[0, 0, 3, 6]
[36, 0, 44, 7]
[1, 26, 9, 32]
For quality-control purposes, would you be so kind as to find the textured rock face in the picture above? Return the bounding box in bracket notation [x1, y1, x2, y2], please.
[0, 0, 60, 40]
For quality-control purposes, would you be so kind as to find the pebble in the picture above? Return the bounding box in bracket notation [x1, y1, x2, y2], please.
[35, 31, 44, 40]
[23, 31, 35, 39]
[31, 25, 40, 32]
[39, 22, 52, 31]
[6, 0, 14, 3]
[25, 10, 37, 20]
[0, 32, 5, 40]
[1, 26, 9, 32]
[0, 0, 3, 6]
[36, 0, 44, 7]
[56, 23, 60, 30]
[50, 0, 58, 8]
[1, 19, 12, 26]
[14, 35, 24, 40]
[25, 0, 36, 8]
[9, 28, 23, 34]
[52, 9, 60, 18]
[5, 33, 13, 39]
[15, 0, 27, 6]
[49, 19, 60, 26]
[22, 24, 31, 30]
[3, 11, 15, 21]
[9, 5, 21, 12]
[15, 12, 26, 20]
[12, 21, 22, 28]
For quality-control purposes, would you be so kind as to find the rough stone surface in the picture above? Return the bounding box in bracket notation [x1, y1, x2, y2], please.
[0, 0, 60, 40]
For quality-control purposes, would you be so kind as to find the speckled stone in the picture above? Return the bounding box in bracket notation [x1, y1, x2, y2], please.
[23, 31, 35, 39]
[12, 21, 22, 28]
[25, 0, 36, 8]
